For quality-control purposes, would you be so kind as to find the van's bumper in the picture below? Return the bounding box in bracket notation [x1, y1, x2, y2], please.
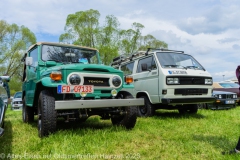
[161, 97, 215, 104]
[55, 98, 144, 110]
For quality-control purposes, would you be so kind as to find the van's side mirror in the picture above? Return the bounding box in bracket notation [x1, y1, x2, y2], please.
[141, 63, 148, 71]
[26, 57, 33, 66]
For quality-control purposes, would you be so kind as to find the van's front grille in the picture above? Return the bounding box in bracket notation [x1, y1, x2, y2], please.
[179, 77, 205, 85]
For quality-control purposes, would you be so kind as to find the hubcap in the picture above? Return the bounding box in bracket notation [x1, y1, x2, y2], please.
[139, 106, 147, 114]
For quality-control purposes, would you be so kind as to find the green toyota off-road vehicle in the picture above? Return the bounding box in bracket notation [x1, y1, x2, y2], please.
[21, 42, 144, 138]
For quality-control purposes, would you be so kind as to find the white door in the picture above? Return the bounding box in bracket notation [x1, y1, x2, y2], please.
[133, 56, 159, 103]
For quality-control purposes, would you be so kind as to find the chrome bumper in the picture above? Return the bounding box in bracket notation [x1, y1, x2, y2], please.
[55, 98, 144, 110]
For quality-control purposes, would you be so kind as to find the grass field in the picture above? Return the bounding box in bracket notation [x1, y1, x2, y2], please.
[1, 106, 240, 160]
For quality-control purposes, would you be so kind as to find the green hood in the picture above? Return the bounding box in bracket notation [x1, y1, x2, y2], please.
[41, 64, 123, 77]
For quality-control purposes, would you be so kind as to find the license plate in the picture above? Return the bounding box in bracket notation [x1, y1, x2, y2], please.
[57, 85, 94, 93]
[225, 100, 235, 104]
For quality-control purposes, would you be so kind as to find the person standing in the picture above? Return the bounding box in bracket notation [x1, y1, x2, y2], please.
[222, 66, 240, 154]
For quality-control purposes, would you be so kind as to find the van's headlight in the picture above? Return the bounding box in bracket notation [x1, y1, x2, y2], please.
[205, 78, 212, 84]
[167, 78, 179, 84]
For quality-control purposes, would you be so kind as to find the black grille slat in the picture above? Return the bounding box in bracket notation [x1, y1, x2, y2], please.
[175, 89, 208, 95]
[167, 76, 208, 85]
[179, 77, 205, 85]
[222, 94, 233, 99]
[84, 77, 109, 86]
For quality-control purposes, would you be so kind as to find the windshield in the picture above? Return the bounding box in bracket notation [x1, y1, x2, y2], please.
[14, 92, 22, 98]
[42, 45, 99, 64]
[156, 52, 204, 70]
[219, 83, 239, 88]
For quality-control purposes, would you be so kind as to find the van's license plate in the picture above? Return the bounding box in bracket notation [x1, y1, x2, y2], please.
[57, 85, 94, 93]
[225, 100, 235, 104]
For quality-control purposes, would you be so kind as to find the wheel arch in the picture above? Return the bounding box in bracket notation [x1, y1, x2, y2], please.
[33, 82, 52, 110]
[136, 92, 152, 103]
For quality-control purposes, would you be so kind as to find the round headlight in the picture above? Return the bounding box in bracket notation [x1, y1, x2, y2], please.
[69, 74, 81, 85]
[112, 76, 121, 87]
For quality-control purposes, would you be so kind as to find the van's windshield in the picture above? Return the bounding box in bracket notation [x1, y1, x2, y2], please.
[156, 52, 204, 70]
[41, 45, 99, 64]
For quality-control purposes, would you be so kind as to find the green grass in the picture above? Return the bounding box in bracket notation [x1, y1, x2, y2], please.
[1, 106, 240, 160]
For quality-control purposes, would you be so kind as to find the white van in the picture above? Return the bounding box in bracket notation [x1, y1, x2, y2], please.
[111, 48, 215, 116]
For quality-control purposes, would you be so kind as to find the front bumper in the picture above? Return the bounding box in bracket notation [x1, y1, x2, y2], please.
[161, 97, 215, 105]
[55, 98, 144, 110]
[11, 104, 23, 110]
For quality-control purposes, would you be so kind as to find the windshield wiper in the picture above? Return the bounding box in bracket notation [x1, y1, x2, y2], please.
[185, 66, 202, 70]
[163, 65, 187, 69]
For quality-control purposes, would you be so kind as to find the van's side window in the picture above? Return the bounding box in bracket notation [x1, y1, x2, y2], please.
[137, 56, 157, 73]
[121, 62, 134, 75]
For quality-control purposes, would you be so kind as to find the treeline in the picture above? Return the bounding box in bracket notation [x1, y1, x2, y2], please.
[0, 20, 36, 94]
[59, 9, 168, 65]
[0, 9, 168, 94]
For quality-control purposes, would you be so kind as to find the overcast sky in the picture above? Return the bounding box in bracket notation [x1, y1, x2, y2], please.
[0, 0, 239, 82]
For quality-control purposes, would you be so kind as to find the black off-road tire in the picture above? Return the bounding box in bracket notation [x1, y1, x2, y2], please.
[38, 90, 57, 138]
[178, 104, 198, 114]
[22, 96, 34, 123]
[137, 95, 155, 117]
[188, 104, 198, 113]
[111, 95, 137, 129]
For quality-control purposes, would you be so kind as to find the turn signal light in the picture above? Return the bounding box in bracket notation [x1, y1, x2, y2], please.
[125, 76, 133, 84]
[50, 71, 62, 81]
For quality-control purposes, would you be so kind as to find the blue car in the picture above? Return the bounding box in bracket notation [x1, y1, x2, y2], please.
[0, 76, 10, 137]
[199, 91, 238, 110]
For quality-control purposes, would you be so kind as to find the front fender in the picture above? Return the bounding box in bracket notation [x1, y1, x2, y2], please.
[41, 77, 65, 87]
[122, 83, 134, 89]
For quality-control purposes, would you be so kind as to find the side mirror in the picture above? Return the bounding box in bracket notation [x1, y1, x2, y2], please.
[141, 63, 148, 71]
[26, 57, 33, 66]
[0, 76, 10, 82]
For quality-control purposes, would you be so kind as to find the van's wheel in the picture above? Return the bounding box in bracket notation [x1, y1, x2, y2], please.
[22, 96, 34, 123]
[137, 96, 155, 117]
[111, 94, 137, 129]
[38, 90, 57, 138]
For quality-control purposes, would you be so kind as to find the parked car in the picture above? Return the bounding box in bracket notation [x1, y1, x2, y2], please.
[21, 42, 143, 138]
[11, 91, 23, 110]
[198, 90, 238, 110]
[213, 81, 240, 104]
[0, 76, 10, 137]
[0, 94, 8, 108]
[111, 48, 214, 116]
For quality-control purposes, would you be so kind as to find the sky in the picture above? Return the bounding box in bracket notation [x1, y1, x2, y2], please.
[0, 0, 240, 82]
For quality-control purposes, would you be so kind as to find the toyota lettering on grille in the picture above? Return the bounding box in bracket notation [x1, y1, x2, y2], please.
[88, 80, 104, 83]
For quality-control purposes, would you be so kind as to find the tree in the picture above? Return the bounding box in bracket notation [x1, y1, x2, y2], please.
[60, 10, 121, 65]
[0, 20, 36, 95]
[60, 10, 168, 65]
[138, 34, 168, 51]
[97, 15, 120, 65]
[60, 9, 100, 47]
